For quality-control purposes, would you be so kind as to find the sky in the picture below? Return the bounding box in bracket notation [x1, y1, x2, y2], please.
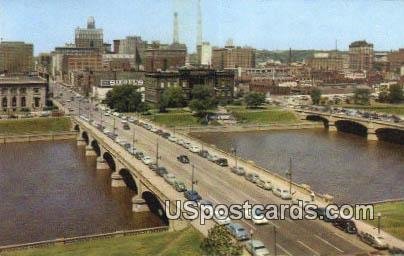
[0, 0, 403, 55]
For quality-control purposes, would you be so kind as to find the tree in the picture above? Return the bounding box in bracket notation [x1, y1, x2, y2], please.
[378, 91, 389, 103]
[189, 85, 218, 120]
[200, 225, 243, 256]
[353, 88, 370, 105]
[104, 85, 147, 112]
[388, 84, 403, 103]
[244, 92, 266, 108]
[310, 88, 322, 105]
[159, 86, 185, 112]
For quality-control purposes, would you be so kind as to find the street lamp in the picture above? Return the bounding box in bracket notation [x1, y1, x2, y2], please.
[231, 146, 238, 168]
[377, 212, 381, 234]
[285, 157, 292, 195]
[156, 138, 161, 167]
[191, 163, 197, 192]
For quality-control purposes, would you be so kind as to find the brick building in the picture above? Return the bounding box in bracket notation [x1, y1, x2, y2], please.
[387, 49, 404, 73]
[75, 17, 104, 50]
[349, 40, 374, 72]
[0, 41, 34, 74]
[306, 52, 345, 71]
[212, 45, 255, 70]
[144, 42, 187, 72]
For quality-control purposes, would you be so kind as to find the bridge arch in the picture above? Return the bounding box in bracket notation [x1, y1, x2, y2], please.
[74, 124, 80, 132]
[306, 115, 329, 128]
[376, 128, 404, 145]
[334, 120, 367, 137]
[103, 152, 116, 172]
[142, 191, 169, 225]
[81, 131, 90, 145]
[90, 140, 101, 157]
[119, 168, 138, 194]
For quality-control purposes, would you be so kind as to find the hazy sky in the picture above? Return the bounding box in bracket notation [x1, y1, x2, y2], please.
[0, 0, 403, 54]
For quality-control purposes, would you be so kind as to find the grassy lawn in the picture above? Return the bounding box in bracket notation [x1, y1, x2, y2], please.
[231, 109, 298, 124]
[363, 201, 404, 241]
[338, 102, 404, 116]
[0, 117, 71, 134]
[149, 113, 200, 127]
[2, 227, 204, 256]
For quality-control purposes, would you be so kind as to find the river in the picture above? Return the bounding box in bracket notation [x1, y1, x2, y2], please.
[0, 140, 163, 246]
[192, 129, 404, 204]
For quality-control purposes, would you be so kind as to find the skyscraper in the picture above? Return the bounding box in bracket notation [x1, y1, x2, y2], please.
[75, 17, 104, 50]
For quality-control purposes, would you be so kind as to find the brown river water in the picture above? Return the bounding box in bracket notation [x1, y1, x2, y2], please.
[192, 128, 404, 204]
[0, 140, 163, 246]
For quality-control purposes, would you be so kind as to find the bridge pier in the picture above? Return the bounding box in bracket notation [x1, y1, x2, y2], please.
[77, 138, 86, 146]
[367, 132, 378, 141]
[328, 122, 337, 132]
[132, 195, 150, 212]
[85, 145, 97, 156]
[96, 157, 109, 170]
[111, 172, 126, 187]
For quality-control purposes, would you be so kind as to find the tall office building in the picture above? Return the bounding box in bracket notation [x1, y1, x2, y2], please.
[75, 17, 104, 50]
[197, 42, 212, 66]
[0, 41, 34, 74]
[349, 40, 374, 72]
[212, 44, 255, 70]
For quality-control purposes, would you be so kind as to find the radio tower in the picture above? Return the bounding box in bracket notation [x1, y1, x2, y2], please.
[196, 0, 203, 46]
[173, 12, 179, 44]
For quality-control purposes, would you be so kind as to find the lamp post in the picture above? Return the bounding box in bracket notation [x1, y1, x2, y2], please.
[377, 212, 381, 234]
[191, 164, 196, 192]
[113, 117, 116, 135]
[285, 157, 292, 195]
[156, 138, 161, 167]
[231, 146, 238, 168]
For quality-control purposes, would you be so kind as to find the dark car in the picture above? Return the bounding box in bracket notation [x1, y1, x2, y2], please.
[156, 167, 168, 177]
[156, 129, 164, 135]
[161, 132, 171, 139]
[123, 123, 130, 130]
[332, 218, 357, 234]
[184, 190, 202, 202]
[314, 207, 332, 222]
[198, 150, 209, 158]
[215, 158, 228, 167]
[148, 163, 158, 171]
[177, 155, 190, 164]
[134, 151, 144, 160]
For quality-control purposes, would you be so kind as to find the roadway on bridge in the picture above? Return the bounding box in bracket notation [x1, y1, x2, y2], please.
[53, 83, 375, 255]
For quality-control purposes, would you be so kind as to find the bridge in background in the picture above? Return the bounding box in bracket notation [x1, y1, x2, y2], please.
[296, 110, 404, 144]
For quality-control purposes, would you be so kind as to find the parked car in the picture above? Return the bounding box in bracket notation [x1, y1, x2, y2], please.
[207, 154, 219, 162]
[183, 142, 191, 149]
[141, 156, 153, 165]
[256, 179, 272, 190]
[357, 231, 388, 250]
[189, 145, 201, 153]
[177, 155, 190, 164]
[148, 163, 158, 171]
[184, 190, 201, 202]
[245, 240, 270, 256]
[226, 223, 250, 241]
[163, 173, 176, 185]
[245, 172, 260, 183]
[173, 180, 187, 192]
[272, 187, 292, 200]
[215, 158, 228, 167]
[134, 151, 144, 160]
[162, 132, 171, 139]
[314, 207, 332, 222]
[332, 218, 357, 234]
[230, 166, 246, 176]
[156, 167, 168, 177]
[213, 209, 231, 225]
[168, 136, 177, 142]
[245, 208, 268, 225]
[128, 117, 135, 123]
[123, 123, 130, 130]
[198, 150, 209, 158]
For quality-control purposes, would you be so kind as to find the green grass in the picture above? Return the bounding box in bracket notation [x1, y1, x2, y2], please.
[232, 109, 299, 124]
[0, 117, 71, 134]
[363, 201, 404, 240]
[148, 113, 200, 127]
[2, 226, 204, 256]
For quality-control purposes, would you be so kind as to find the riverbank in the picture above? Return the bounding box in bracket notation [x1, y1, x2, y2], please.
[363, 201, 404, 241]
[1, 226, 203, 256]
[337, 102, 404, 116]
[0, 117, 71, 134]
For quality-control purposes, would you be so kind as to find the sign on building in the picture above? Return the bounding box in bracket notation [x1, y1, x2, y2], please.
[100, 79, 144, 87]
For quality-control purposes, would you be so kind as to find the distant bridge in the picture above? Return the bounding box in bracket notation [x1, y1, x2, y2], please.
[296, 110, 404, 144]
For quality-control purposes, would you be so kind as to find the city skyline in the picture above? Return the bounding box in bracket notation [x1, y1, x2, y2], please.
[0, 0, 404, 54]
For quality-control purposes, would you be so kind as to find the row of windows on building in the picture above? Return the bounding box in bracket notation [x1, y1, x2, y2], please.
[1, 96, 42, 111]
[0, 87, 41, 94]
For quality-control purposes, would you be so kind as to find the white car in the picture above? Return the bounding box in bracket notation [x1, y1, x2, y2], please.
[168, 136, 177, 142]
[213, 209, 231, 225]
[273, 187, 292, 200]
[163, 173, 176, 185]
[245, 209, 268, 225]
[112, 112, 120, 117]
[121, 115, 127, 120]
[189, 145, 201, 153]
[151, 127, 158, 133]
[128, 117, 135, 123]
[245, 240, 270, 256]
[141, 156, 153, 165]
[176, 139, 185, 146]
[104, 112, 110, 116]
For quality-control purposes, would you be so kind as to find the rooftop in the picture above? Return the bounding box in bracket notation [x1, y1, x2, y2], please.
[349, 40, 373, 48]
[0, 76, 47, 85]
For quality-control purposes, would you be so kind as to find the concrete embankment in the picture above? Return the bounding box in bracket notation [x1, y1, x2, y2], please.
[0, 132, 77, 144]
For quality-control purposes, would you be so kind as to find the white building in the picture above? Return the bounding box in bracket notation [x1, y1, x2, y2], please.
[197, 42, 212, 66]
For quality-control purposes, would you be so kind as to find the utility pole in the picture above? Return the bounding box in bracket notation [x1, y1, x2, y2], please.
[132, 128, 136, 146]
[191, 164, 195, 192]
[273, 226, 277, 256]
[286, 157, 292, 195]
[156, 138, 160, 167]
[100, 110, 103, 129]
[232, 146, 238, 168]
[113, 117, 116, 134]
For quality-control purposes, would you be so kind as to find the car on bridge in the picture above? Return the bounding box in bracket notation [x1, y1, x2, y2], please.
[189, 145, 201, 153]
[245, 240, 270, 256]
[173, 180, 186, 192]
[198, 150, 209, 158]
[273, 187, 292, 200]
[163, 173, 176, 185]
[215, 158, 229, 167]
[184, 190, 202, 202]
[122, 123, 130, 130]
[256, 179, 272, 190]
[141, 156, 153, 165]
[357, 231, 388, 250]
[207, 154, 219, 162]
[168, 136, 177, 142]
[177, 155, 190, 164]
[156, 167, 168, 177]
[148, 163, 158, 171]
[245, 173, 260, 183]
[230, 166, 246, 176]
[332, 218, 357, 234]
[134, 151, 144, 160]
[227, 223, 250, 241]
